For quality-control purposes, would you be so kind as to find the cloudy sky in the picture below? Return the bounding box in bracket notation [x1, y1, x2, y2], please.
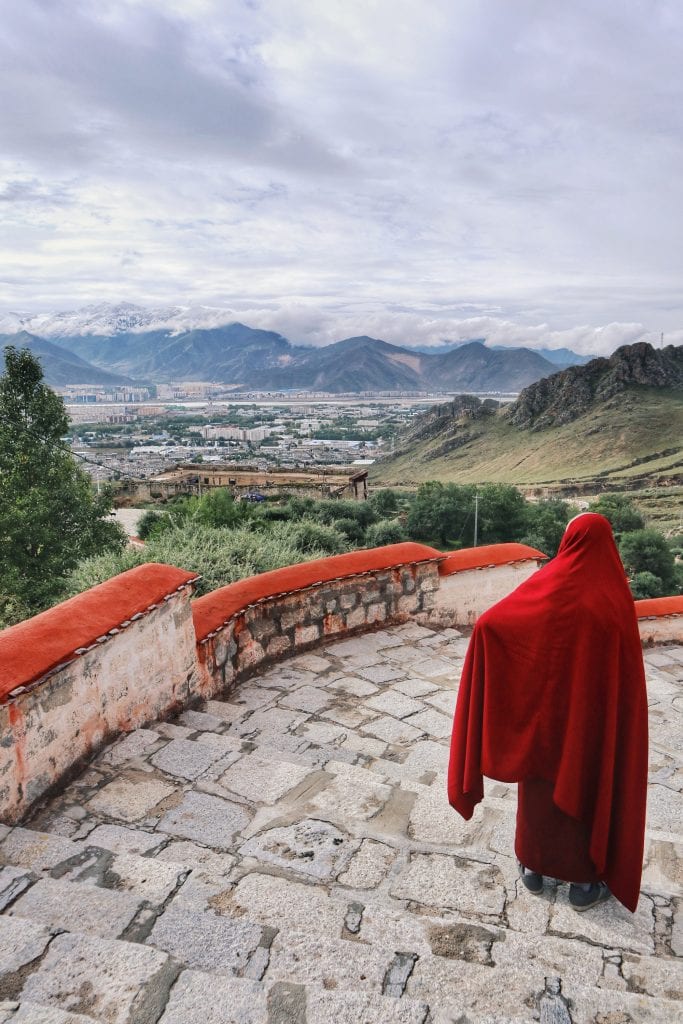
[1, 0, 682, 353]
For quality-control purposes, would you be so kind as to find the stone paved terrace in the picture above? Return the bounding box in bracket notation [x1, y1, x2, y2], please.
[0, 623, 680, 1024]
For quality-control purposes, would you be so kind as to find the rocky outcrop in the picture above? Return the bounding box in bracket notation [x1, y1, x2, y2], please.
[506, 343, 683, 430]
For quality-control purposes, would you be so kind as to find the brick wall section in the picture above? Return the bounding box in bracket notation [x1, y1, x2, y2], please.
[198, 561, 441, 694]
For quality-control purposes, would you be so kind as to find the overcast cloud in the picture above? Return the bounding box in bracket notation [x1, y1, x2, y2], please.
[1, 0, 682, 354]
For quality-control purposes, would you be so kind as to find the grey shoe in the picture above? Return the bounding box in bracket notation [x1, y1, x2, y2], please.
[569, 881, 611, 911]
[517, 860, 544, 894]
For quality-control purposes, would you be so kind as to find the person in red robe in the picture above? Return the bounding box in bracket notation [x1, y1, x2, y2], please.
[447, 512, 648, 912]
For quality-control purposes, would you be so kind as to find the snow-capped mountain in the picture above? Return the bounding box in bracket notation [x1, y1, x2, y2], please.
[0, 302, 235, 338]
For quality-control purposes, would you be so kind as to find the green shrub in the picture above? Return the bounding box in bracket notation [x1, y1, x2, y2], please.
[619, 529, 676, 592]
[629, 571, 665, 600]
[589, 494, 645, 535]
[365, 520, 407, 547]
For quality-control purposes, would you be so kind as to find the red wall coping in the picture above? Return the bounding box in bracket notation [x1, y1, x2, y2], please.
[439, 542, 548, 576]
[192, 542, 443, 642]
[635, 595, 683, 619]
[0, 564, 198, 700]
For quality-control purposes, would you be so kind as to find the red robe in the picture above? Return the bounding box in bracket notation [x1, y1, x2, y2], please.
[447, 513, 648, 911]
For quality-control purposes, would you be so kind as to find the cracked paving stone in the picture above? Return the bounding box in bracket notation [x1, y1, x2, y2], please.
[361, 715, 423, 745]
[8, 877, 141, 939]
[87, 776, 177, 823]
[146, 905, 261, 972]
[102, 852, 187, 903]
[20, 932, 176, 1024]
[326, 675, 379, 698]
[158, 791, 252, 850]
[156, 840, 235, 874]
[390, 853, 506, 919]
[278, 685, 333, 713]
[178, 709, 226, 732]
[403, 707, 451, 739]
[239, 819, 358, 881]
[355, 663, 406, 684]
[550, 889, 656, 955]
[80, 824, 163, 856]
[0, 866, 32, 911]
[408, 782, 509, 849]
[231, 707, 310, 736]
[0, 829, 80, 874]
[0, 916, 52, 976]
[307, 989, 430, 1024]
[337, 839, 398, 889]
[100, 728, 161, 766]
[410, 657, 454, 679]
[229, 872, 345, 938]
[149, 739, 224, 781]
[363, 690, 426, 719]
[305, 771, 393, 824]
[157, 970, 268, 1024]
[291, 653, 332, 673]
[393, 678, 439, 698]
[402, 740, 449, 777]
[266, 931, 389, 992]
[217, 753, 315, 804]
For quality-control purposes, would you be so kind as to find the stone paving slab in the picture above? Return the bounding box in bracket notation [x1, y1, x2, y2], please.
[157, 971, 268, 1024]
[7, 878, 141, 939]
[4, 630, 680, 1024]
[146, 905, 262, 972]
[20, 933, 176, 1024]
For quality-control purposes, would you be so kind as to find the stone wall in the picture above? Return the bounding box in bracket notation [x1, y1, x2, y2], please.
[432, 560, 544, 625]
[198, 560, 441, 695]
[0, 569, 199, 824]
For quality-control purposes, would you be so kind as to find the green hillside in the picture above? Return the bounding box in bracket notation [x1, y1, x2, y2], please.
[371, 387, 682, 520]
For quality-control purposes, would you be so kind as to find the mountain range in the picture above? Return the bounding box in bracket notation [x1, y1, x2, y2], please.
[1, 320, 566, 393]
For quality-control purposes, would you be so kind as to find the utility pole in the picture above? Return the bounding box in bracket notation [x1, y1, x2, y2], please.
[661, 331, 665, 349]
[473, 493, 479, 547]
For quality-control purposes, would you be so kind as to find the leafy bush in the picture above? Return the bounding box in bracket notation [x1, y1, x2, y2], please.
[589, 494, 645, 535]
[521, 499, 577, 557]
[137, 510, 167, 540]
[369, 489, 400, 516]
[331, 517, 366, 544]
[620, 529, 676, 589]
[68, 520, 348, 597]
[629, 571, 666, 599]
[365, 520, 407, 546]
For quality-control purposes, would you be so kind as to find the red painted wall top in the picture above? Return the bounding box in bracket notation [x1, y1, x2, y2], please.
[0, 563, 198, 699]
[438, 542, 547, 576]
[635, 595, 683, 618]
[192, 542, 443, 641]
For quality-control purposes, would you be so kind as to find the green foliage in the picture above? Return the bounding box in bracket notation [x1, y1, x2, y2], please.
[629, 571, 666, 600]
[137, 510, 166, 541]
[589, 494, 645, 535]
[281, 520, 348, 556]
[365, 520, 407, 546]
[406, 481, 477, 547]
[194, 488, 252, 528]
[619, 528, 677, 597]
[0, 347, 126, 614]
[332, 517, 366, 544]
[68, 519, 348, 597]
[476, 484, 529, 544]
[368, 489, 400, 516]
[521, 499, 576, 557]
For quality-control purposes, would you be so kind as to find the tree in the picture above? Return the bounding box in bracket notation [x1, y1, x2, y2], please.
[619, 528, 676, 597]
[0, 347, 125, 619]
[589, 494, 645, 535]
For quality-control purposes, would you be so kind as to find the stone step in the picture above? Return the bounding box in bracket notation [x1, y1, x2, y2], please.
[0, 1000, 98, 1022]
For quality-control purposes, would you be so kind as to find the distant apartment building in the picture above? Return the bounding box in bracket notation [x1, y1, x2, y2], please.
[201, 425, 275, 442]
